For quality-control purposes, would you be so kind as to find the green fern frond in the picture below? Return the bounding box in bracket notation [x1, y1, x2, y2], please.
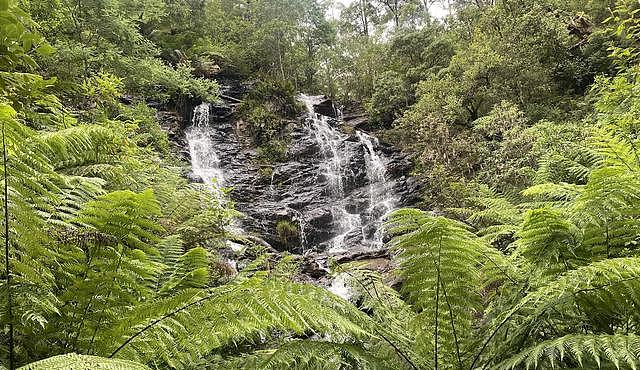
[478, 258, 640, 367]
[213, 340, 392, 370]
[386, 209, 516, 368]
[495, 334, 640, 370]
[522, 182, 583, 205]
[73, 189, 163, 254]
[515, 207, 582, 277]
[108, 277, 375, 368]
[158, 246, 209, 294]
[18, 353, 150, 370]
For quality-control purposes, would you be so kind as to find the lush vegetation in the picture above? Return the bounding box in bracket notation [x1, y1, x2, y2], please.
[2, 0, 640, 369]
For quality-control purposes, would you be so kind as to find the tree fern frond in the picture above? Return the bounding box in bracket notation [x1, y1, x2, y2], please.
[495, 334, 640, 370]
[108, 277, 375, 368]
[255, 340, 393, 370]
[386, 209, 510, 368]
[477, 258, 640, 368]
[515, 207, 582, 277]
[41, 125, 123, 173]
[522, 182, 583, 205]
[73, 189, 163, 254]
[18, 353, 150, 370]
[157, 246, 209, 295]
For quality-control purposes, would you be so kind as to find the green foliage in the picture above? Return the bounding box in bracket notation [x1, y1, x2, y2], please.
[496, 334, 640, 370]
[110, 276, 375, 368]
[386, 210, 513, 368]
[367, 71, 410, 128]
[25, 0, 218, 104]
[276, 220, 299, 247]
[238, 80, 299, 162]
[18, 353, 150, 370]
[5, 0, 640, 369]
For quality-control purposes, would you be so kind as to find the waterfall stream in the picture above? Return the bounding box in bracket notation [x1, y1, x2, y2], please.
[185, 96, 403, 254]
[186, 102, 244, 252]
[299, 95, 398, 252]
[186, 103, 225, 192]
[357, 131, 398, 248]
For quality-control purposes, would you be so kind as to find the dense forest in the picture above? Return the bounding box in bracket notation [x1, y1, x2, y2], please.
[2, 0, 640, 368]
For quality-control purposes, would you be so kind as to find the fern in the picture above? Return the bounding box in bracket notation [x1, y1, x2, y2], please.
[386, 209, 514, 369]
[217, 340, 392, 370]
[515, 207, 582, 278]
[476, 258, 640, 368]
[0, 101, 64, 366]
[107, 276, 376, 368]
[496, 334, 640, 370]
[18, 353, 150, 370]
[571, 167, 640, 258]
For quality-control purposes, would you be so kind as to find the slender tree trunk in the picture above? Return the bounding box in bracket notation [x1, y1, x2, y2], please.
[277, 34, 285, 81]
[360, 0, 369, 37]
[2, 118, 14, 370]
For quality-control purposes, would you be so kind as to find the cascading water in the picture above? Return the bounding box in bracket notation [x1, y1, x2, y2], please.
[186, 103, 225, 192]
[183, 95, 409, 256]
[186, 102, 244, 252]
[356, 130, 398, 248]
[299, 94, 398, 252]
[300, 95, 361, 252]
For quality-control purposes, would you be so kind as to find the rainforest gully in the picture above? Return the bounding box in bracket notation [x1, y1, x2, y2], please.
[2, 1, 640, 369]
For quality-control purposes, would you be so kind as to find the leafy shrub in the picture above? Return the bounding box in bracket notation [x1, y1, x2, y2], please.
[237, 80, 300, 162]
[276, 220, 300, 247]
[367, 70, 410, 128]
[119, 103, 170, 155]
[117, 58, 219, 103]
[81, 72, 123, 115]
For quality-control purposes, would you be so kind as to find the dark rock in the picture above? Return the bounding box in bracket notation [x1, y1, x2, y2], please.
[313, 97, 339, 118]
[179, 87, 418, 255]
[343, 113, 369, 131]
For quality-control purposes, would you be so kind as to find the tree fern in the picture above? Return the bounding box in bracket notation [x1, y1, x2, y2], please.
[496, 334, 640, 370]
[0, 102, 63, 366]
[107, 276, 376, 368]
[571, 167, 640, 258]
[476, 258, 640, 368]
[515, 207, 582, 278]
[214, 340, 392, 370]
[386, 209, 515, 369]
[18, 353, 150, 370]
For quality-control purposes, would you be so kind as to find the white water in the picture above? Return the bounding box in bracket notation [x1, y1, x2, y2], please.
[186, 103, 225, 193]
[356, 130, 397, 248]
[328, 273, 355, 301]
[186, 98, 398, 254]
[186, 103, 246, 254]
[299, 95, 397, 252]
[300, 95, 361, 252]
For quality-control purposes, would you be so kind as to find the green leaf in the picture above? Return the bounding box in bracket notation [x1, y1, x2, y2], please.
[35, 43, 55, 56]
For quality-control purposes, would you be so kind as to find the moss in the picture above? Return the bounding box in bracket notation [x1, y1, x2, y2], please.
[276, 220, 299, 246]
[257, 166, 274, 179]
[257, 140, 288, 163]
[238, 80, 301, 119]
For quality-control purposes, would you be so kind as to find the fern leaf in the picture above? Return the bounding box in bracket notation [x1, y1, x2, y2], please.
[495, 334, 640, 370]
[18, 353, 150, 370]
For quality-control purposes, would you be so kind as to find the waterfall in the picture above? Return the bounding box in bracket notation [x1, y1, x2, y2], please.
[356, 130, 397, 248]
[186, 103, 225, 192]
[299, 94, 397, 252]
[184, 96, 403, 255]
[300, 95, 361, 252]
[186, 103, 244, 253]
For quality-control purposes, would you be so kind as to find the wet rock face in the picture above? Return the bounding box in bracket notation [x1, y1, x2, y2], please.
[175, 88, 419, 254]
